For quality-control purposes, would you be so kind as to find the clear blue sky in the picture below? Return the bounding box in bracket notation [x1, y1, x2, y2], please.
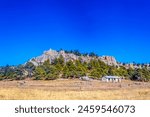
[0, 0, 150, 66]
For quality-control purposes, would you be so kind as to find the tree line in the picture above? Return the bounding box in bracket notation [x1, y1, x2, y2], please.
[0, 55, 150, 81]
[61, 49, 98, 57]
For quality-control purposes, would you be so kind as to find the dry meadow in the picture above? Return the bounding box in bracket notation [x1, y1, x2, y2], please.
[0, 79, 150, 100]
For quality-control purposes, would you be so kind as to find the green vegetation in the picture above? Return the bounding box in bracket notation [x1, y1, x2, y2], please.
[63, 49, 98, 57]
[0, 65, 25, 80]
[0, 51, 150, 82]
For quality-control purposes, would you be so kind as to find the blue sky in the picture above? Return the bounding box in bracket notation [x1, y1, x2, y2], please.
[0, 0, 150, 66]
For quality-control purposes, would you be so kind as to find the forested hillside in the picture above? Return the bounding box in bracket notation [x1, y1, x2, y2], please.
[0, 49, 150, 81]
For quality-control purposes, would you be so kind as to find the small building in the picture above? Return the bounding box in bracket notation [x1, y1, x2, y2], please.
[102, 76, 122, 83]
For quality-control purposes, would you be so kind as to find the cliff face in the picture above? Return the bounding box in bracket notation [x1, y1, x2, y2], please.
[100, 56, 118, 66]
[29, 49, 118, 66]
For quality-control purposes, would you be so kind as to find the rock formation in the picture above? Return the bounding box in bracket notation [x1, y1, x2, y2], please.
[99, 56, 117, 66]
[29, 48, 150, 70]
[29, 49, 118, 66]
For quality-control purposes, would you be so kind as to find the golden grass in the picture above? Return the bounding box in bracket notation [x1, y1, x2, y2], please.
[0, 88, 150, 100]
[0, 79, 150, 100]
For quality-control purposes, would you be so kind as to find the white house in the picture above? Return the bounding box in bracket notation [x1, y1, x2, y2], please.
[102, 76, 122, 83]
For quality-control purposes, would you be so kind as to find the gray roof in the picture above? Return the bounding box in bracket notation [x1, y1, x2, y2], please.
[103, 76, 121, 79]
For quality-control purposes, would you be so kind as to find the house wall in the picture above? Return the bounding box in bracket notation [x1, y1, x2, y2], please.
[102, 77, 121, 83]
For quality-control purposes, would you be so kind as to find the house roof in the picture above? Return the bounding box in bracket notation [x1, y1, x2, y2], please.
[103, 76, 121, 79]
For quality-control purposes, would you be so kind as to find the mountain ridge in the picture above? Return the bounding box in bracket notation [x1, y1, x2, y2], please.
[29, 48, 150, 70]
[0, 48, 150, 81]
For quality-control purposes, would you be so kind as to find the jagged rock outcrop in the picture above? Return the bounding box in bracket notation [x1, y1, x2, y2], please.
[29, 48, 150, 70]
[99, 56, 117, 66]
[29, 49, 118, 66]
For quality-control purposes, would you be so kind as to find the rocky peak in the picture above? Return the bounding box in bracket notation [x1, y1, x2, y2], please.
[29, 49, 118, 66]
[44, 48, 58, 55]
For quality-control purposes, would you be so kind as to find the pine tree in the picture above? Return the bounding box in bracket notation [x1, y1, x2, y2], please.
[34, 66, 46, 80]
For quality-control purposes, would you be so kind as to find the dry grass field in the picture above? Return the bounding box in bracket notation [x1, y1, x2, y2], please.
[0, 79, 150, 100]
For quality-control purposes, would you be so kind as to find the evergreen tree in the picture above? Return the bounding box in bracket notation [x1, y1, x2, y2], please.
[34, 66, 46, 80]
[24, 62, 35, 77]
[117, 66, 128, 77]
[89, 52, 98, 57]
[45, 66, 58, 80]
[75, 60, 86, 77]
[89, 69, 101, 79]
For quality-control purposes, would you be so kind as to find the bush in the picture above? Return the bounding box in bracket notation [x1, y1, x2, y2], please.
[45, 74, 58, 80]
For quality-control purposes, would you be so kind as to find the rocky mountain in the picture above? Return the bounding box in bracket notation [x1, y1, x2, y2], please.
[29, 49, 118, 66]
[28, 48, 150, 70]
[1, 48, 149, 81]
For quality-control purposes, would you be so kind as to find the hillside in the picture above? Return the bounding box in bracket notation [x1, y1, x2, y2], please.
[30, 49, 150, 70]
[0, 48, 150, 81]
